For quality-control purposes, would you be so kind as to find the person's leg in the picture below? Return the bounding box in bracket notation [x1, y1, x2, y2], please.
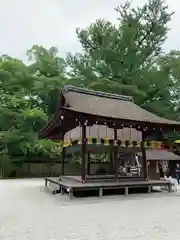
[176, 174, 179, 184]
[177, 174, 180, 185]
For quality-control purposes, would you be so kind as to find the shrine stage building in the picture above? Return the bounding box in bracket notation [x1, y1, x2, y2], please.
[39, 85, 180, 199]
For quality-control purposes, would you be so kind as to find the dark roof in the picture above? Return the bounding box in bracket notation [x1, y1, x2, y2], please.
[62, 85, 180, 126]
[63, 85, 133, 101]
[137, 150, 180, 161]
[39, 85, 180, 138]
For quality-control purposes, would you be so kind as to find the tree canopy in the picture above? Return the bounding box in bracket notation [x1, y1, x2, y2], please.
[67, 0, 174, 116]
[1, 0, 180, 176]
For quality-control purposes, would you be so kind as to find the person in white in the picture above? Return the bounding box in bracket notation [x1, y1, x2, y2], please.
[164, 175, 178, 192]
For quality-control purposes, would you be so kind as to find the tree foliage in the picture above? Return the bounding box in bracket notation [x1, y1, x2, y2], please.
[0, 46, 65, 176]
[67, 0, 174, 115]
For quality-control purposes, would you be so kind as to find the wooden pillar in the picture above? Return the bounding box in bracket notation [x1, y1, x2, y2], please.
[68, 187, 73, 200]
[45, 178, 47, 186]
[141, 132, 148, 180]
[99, 188, 103, 197]
[109, 151, 114, 174]
[81, 123, 86, 183]
[61, 145, 65, 176]
[114, 128, 118, 181]
[125, 187, 129, 196]
[60, 185, 64, 195]
[87, 152, 91, 175]
[60, 119, 65, 178]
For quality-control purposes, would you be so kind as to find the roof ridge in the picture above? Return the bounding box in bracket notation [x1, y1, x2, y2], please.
[63, 85, 133, 101]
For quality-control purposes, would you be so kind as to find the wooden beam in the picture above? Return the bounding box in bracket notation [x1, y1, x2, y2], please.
[81, 123, 87, 183]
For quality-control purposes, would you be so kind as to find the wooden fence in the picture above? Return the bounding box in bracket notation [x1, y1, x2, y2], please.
[13, 162, 109, 178]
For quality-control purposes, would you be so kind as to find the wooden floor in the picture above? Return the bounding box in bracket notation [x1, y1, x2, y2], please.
[45, 176, 173, 199]
[63, 175, 142, 182]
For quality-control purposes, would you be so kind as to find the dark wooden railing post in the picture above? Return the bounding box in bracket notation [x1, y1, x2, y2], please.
[60, 121, 65, 178]
[87, 152, 91, 175]
[109, 151, 114, 174]
[141, 132, 148, 180]
[81, 122, 87, 183]
[114, 128, 118, 181]
[61, 142, 65, 177]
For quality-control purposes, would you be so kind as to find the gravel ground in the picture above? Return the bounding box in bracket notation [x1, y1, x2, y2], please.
[0, 179, 180, 240]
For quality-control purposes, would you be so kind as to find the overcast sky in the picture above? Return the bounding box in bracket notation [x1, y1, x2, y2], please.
[0, 0, 179, 61]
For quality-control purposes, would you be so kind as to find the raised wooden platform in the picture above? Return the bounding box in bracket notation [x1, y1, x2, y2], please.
[44, 177, 173, 199]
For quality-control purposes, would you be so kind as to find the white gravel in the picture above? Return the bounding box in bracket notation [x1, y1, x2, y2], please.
[0, 179, 180, 240]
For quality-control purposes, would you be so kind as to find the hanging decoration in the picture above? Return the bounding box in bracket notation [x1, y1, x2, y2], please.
[162, 160, 168, 173]
[102, 124, 108, 146]
[129, 128, 133, 147]
[121, 128, 126, 147]
[87, 136, 92, 144]
[87, 126, 92, 144]
[135, 154, 141, 176]
[156, 161, 160, 174]
[96, 124, 101, 145]
[172, 140, 180, 155]
[61, 137, 164, 149]
[78, 126, 82, 144]
[104, 137, 109, 146]
[89, 152, 107, 163]
[58, 122, 170, 149]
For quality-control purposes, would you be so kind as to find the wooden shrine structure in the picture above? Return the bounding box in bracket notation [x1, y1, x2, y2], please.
[40, 85, 180, 198]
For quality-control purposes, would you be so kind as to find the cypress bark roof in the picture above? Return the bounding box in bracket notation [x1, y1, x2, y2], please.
[39, 85, 180, 138]
[62, 85, 180, 125]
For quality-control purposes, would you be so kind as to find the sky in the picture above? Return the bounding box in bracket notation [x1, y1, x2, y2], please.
[0, 0, 179, 61]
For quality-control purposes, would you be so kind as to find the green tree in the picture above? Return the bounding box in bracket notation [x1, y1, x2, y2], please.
[0, 47, 66, 177]
[27, 45, 72, 117]
[157, 50, 180, 119]
[67, 0, 174, 116]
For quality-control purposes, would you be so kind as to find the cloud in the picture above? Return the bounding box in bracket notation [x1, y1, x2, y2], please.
[0, 0, 179, 60]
